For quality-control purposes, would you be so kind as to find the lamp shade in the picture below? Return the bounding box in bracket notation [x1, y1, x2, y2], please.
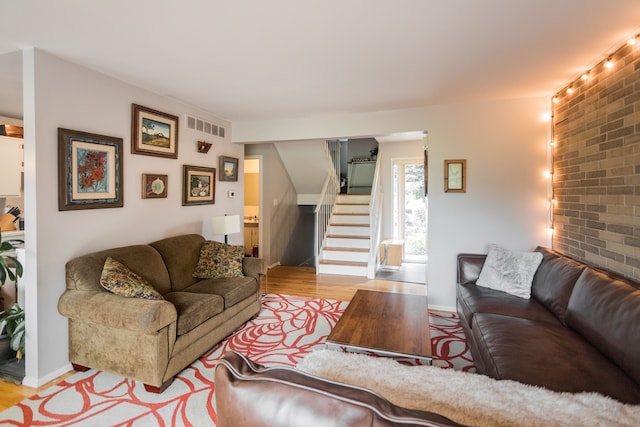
[211, 215, 241, 236]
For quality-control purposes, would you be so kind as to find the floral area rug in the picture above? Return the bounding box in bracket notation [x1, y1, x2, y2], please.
[0, 294, 474, 426]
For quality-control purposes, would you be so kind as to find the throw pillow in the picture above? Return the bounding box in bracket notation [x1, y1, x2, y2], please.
[100, 257, 164, 300]
[193, 240, 245, 279]
[476, 244, 543, 299]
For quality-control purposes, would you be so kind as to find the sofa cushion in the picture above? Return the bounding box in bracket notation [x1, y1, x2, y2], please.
[531, 247, 584, 325]
[99, 257, 164, 300]
[457, 283, 559, 328]
[471, 313, 640, 404]
[193, 240, 245, 279]
[162, 291, 224, 335]
[476, 244, 542, 299]
[565, 267, 640, 386]
[149, 234, 205, 292]
[65, 245, 172, 294]
[184, 276, 258, 309]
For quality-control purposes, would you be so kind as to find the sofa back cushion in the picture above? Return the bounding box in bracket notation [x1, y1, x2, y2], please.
[65, 245, 171, 295]
[149, 234, 205, 292]
[531, 247, 585, 324]
[565, 267, 640, 385]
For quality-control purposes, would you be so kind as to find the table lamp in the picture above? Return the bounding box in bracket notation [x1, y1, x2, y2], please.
[211, 214, 241, 244]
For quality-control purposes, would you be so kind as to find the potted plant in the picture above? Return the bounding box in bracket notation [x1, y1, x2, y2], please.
[0, 230, 24, 361]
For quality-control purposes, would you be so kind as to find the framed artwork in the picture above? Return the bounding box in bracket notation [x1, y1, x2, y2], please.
[183, 165, 216, 206]
[219, 156, 239, 181]
[58, 128, 123, 211]
[131, 104, 179, 159]
[444, 159, 466, 193]
[141, 174, 168, 199]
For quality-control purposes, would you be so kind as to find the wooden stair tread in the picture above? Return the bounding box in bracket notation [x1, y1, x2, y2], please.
[332, 213, 370, 216]
[336, 203, 369, 206]
[323, 247, 369, 252]
[330, 223, 369, 227]
[326, 234, 370, 239]
[319, 260, 367, 267]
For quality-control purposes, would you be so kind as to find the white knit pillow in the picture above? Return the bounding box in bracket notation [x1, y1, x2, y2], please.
[476, 244, 543, 299]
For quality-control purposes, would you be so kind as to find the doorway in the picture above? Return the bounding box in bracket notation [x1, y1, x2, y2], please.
[243, 157, 262, 259]
[392, 158, 426, 263]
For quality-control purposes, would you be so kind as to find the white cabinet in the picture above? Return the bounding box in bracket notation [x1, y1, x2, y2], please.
[0, 136, 22, 197]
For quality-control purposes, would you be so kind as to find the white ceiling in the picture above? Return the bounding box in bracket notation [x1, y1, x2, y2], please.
[1, 0, 639, 123]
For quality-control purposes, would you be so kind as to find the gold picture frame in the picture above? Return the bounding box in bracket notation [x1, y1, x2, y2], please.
[444, 159, 466, 193]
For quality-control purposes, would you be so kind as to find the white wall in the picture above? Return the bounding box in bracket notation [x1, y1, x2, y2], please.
[22, 49, 244, 386]
[234, 97, 550, 310]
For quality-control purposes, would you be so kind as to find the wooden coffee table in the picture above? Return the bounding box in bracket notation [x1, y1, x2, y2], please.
[326, 290, 432, 364]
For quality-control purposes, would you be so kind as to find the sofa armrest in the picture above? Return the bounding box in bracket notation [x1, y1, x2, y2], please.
[243, 257, 265, 282]
[215, 351, 464, 427]
[457, 254, 487, 285]
[58, 289, 177, 334]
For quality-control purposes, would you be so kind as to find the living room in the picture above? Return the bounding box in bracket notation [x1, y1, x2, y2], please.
[0, 1, 638, 423]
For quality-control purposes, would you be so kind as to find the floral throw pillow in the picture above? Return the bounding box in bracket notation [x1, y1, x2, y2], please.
[100, 257, 164, 300]
[193, 240, 245, 279]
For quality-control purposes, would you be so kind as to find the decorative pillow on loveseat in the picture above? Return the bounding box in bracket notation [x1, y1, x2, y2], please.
[476, 244, 543, 299]
[193, 240, 245, 279]
[99, 257, 164, 300]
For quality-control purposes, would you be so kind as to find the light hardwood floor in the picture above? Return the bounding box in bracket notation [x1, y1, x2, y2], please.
[0, 265, 426, 411]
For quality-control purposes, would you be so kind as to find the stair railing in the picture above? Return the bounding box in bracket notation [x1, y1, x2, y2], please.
[367, 159, 383, 278]
[314, 140, 341, 272]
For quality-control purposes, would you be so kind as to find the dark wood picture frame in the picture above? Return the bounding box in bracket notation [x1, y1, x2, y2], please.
[58, 128, 124, 210]
[219, 156, 239, 182]
[183, 165, 216, 206]
[444, 159, 466, 193]
[131, 104, 179, 159]
[141, 174, 168, 199]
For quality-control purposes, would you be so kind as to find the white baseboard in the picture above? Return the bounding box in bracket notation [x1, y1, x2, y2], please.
[428, 303, 456, 313]
[22, 362, 73, 388]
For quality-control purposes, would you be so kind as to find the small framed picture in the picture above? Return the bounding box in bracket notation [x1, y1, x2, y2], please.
[131, 104, 179, 159]
[141, 174, 168, 199]
[219, 156, 239, 181]
[58, 128, 123, 211]
[183, 165, 216, 206]
[444, 159, 466, 193]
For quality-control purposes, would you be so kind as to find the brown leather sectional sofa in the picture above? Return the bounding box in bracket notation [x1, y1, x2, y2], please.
[215, 351, 466, 427]
[457, 246, 640, 404]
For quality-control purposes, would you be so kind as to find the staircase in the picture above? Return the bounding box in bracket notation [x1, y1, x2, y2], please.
[318, 194, 371, 276]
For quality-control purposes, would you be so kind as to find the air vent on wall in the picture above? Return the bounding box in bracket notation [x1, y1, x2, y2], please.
[185, 114, 226, 138]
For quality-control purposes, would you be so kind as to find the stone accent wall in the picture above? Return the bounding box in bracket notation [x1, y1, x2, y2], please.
[552, 41, 640, 280]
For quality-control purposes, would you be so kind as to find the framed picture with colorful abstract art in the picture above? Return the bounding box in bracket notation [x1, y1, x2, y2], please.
[58, 128, 124, 210]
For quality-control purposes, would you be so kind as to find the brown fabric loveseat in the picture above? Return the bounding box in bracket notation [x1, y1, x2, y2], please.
[58, 234, 263, 392]
[457, 246, 640, 404]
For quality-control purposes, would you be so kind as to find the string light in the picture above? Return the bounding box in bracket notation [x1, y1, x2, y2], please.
[604, 57, 614, 69]
[543, 170, 553, 178]
[552, 31, 640, 104]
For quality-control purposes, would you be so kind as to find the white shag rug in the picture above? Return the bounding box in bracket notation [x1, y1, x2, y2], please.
[297, 349, 640, 427]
